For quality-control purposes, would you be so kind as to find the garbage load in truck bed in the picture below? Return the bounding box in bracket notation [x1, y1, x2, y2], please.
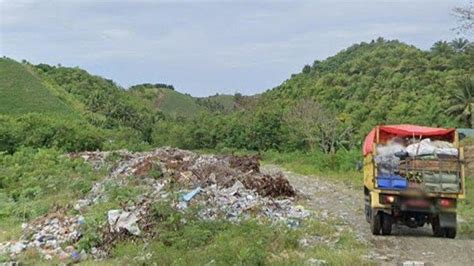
[363, 124, 465, 238]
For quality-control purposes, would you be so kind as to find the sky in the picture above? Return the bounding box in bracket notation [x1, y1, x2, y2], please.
[0, 0, 468, 96]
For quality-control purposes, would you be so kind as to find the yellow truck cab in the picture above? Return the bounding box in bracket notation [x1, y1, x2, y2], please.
[363, 125, 465, 238]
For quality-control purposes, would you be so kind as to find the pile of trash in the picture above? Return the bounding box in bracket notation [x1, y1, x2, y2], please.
[1, 148, 308, 261]
[0, 213, 87, 261]
[73, 148, 296, 206]
[197, 181, 308, 222]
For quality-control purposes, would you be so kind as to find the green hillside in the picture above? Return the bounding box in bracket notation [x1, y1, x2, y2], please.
[195, 94, 260, 113]
[129, 84, 207, 117]
[150, 39, 474, 152]
[196, 94, 236, 113]
[0, 58, 74, 116]
[130, 85, 259, 116]
[33, 64, 160, 141]
[262, 38, 474, 140]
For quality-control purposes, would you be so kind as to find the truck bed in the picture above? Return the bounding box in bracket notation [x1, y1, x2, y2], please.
[375, 156, 463, 195]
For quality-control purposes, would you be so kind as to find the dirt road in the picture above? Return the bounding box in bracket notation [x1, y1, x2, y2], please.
[262, 165, 474, 266]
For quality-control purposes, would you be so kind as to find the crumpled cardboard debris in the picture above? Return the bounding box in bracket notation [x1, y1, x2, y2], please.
[107, 210, 141, 236]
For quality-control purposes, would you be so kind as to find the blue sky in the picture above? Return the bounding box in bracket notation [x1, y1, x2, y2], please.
[0, 0, 467, 96]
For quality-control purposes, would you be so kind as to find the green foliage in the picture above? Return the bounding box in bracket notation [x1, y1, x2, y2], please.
[0, 58, 75, 116]
[248, 110, 286, 150]
[76, 217, 102, 252]
[129, 85, 206, 118]
[151, 110, 287, 151]
[148, 163, 163, 179]
[34, 64, 160, 141]
[196, 94, 241, 113]
[148, 39, 473, 153]
[129, 82, 175, 91]
[264, 39, 474, 143]
[0, 148, 100, 223]
[263, 149, 361, 172]
[106, 204, 367, 265]
[0, 114, 103, 153]
[458, 177, 474, 237]
[102, 127, 151, 152]
[262, 149, 362, 186]
[2, 39, 473, 154]
[446, 76, 474, 128]
[109, 219, 285, 265]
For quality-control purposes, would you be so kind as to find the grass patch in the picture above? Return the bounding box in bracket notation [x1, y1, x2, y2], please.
[100, 203, 369, 265]
[262, 150, 362, 187]
[459, 177, 474, 237]
[0, 58, 75, 116]
[0, 148, 103, 241]
[130, 87, 207, 118]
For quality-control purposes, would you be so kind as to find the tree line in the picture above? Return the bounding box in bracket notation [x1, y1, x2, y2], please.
[1, 38, 472, 155]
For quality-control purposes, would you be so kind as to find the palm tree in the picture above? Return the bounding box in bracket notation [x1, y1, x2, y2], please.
[447, 77, 474, 128]
[431, 41, 454, 54]
[450, 38, 470, 52]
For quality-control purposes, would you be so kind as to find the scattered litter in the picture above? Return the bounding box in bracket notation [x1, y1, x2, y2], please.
[9, 242, 26, 254]
[182, 187, 202, 201]
[307, 258, 328, 266]
[0, 213, 84, 260]
[107, 210, 141, 236]
[402, 261, 425, 266]
[0, 261, 19, 266]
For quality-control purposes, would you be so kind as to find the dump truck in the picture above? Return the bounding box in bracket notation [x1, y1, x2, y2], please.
[363, 125, 465, 238]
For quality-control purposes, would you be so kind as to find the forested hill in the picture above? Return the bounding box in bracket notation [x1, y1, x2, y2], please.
[0, 38, 472, 154]
[262, 38, 473, 140]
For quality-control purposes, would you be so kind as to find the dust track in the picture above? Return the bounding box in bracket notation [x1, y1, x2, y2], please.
[262, 164, 474, 266]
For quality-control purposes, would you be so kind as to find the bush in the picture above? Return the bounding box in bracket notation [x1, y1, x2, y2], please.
[0, 114, 103, 153]
[0, 147, 100, 221]
[102, 127, 151, 152]
[0, 115, 20, 153]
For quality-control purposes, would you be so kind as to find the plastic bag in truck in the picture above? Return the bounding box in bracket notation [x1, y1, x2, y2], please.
[406, 139, 435, 156]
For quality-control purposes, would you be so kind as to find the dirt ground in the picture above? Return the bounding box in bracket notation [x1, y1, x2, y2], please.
[262, 164, 474, 266]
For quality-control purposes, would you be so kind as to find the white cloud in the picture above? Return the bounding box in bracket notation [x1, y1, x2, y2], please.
[0, 0, 464, 96]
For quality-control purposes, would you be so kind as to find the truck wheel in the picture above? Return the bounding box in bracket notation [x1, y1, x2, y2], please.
[445, 227, 456, 239]
[431, 216, 444, 237]
[370, 210, 381, 235]
[364, 202, 371, 223]
[381, 213, 392, 235]
[364, 192, 371, 223]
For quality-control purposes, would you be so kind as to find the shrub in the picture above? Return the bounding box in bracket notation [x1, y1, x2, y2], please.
[0, 147, 99, 221]
[0, 114, 103, 153]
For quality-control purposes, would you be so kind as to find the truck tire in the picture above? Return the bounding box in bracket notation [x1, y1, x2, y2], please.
[445, 227, 456, 239]
[381, 213, 392, 235]
[370, 210, 381, 235]
[431, 216, 444, 237]
[364, 192, 371, 223]
[364, 203, 371, 223]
